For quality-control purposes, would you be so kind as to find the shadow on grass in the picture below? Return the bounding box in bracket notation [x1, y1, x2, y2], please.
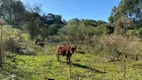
[76, 51, 86, 54]
[71, 63, 106, 74]
[59, 61, 106, 74]
[60, 61, 67, 64]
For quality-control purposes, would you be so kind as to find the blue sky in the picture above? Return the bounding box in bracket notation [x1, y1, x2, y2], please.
[20, 0, 120, 22]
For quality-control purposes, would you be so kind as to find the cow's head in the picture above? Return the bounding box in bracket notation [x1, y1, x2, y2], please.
[70, 44, 77, 54]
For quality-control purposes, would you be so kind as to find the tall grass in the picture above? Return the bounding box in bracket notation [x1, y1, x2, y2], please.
[102, 35, 142, 60]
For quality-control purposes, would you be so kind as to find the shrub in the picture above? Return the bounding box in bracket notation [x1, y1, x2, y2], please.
[126, 30, 138, 36]
[102, 35, 142, 60]
[0, 25, 22, 52]
[138, 28, 142, 38]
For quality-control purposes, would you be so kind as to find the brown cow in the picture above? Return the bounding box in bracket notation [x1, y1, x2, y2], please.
[56, 44, 77, 64]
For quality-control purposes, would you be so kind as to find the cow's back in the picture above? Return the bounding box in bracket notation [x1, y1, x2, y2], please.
[56, 46, 71, 55]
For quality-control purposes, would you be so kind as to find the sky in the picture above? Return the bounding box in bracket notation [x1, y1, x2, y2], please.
[20, 0, 120, 22]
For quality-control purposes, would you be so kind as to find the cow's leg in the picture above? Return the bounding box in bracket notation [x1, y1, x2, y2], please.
[66, 56, 69, 64]
[66, 55, 71, 64]
[68, 56, 71, 64]
[56, 49, 60, 62]
[57, 55, 60, 62]
[56, 52, 60, 62]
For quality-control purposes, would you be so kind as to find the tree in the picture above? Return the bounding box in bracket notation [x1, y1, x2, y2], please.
[108, 6, 117, 25]
[58, 19, 104, 42]
[25, 3, 42, 13]
[22, 3, 45, 39]
[42, 13, 63, 25]
[23, 18, 44, 39]
[0, 0, 25, 28]
[109, 0, 142, 34]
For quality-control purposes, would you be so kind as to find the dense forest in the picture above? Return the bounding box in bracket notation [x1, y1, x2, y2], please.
[0, 0, 142, 80]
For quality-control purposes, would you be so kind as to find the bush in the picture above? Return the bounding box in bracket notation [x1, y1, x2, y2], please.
[0, 25, 22, 52]
[94, 24, 112, 36]
[21, 33, 30, 41]
[138, 28, 142, 38]
[102, 35, 142, 60]
[126, 30, 138, 36]
[48, 35, 64, 43]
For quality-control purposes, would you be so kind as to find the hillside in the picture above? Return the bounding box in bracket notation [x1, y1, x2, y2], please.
[0, 44, 142, 80]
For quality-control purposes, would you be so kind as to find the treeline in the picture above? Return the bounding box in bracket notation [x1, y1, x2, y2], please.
[0, 0, 113, 42]
[1, 0, 142, 41]
[0, 0, 65, 39]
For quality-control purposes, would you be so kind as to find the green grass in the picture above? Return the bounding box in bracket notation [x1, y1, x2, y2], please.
[0, 44, 142, 80]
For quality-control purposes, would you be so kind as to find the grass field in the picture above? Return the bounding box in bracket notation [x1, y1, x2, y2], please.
[0, 44, 142, 80]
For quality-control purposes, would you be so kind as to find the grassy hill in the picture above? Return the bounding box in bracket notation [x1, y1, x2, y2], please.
[0, 44, 142, 80]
